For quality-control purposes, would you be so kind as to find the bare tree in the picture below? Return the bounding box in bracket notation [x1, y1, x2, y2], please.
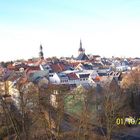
[121, 69, 140, 110]
[99, 84, 127, 140]
[15, 80, 41, 140]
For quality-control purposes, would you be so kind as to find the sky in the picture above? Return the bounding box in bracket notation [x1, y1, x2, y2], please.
[0, 0, 140, 61]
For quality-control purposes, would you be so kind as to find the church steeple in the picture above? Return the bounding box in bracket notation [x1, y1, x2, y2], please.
[78, 39, 85, 55]
[39, 44, 44, 59]
[80, 39, 82, 49]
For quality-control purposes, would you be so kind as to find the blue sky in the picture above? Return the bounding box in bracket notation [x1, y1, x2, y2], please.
[0, 0, 140, 61]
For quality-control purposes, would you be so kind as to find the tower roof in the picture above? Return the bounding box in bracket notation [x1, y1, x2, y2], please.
[78, 39, 84, 52]
[77, 53, 89, 61]
[78, 46, 84, 52]
[40, 44, 43, 50]
[39, 44, 44, 59]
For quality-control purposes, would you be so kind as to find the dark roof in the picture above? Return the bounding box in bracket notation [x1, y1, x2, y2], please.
[58, 73, 67, 78]
[79, 74, 90, 78]
[83, 64, 93, 70]
[77, 53, 89, 61]
[65, 66, 74, 70]
[98, 73, 108, 76]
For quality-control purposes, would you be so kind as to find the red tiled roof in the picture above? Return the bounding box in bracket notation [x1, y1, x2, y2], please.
[51, 63, 66, 72]
[69, 62, 80, 67]
[67, 73, 79, 80]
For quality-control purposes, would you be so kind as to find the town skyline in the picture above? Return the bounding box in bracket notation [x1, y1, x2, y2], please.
[1, 0, 140, 61]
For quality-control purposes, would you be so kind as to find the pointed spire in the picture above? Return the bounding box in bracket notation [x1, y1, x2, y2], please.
[40, 44, 43, 50]
[39, 44, 44, 59]
[80, 39, 82, 49]
[78, 39, 85, 54]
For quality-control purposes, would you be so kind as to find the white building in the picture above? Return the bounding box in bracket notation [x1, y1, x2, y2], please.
[49, 70, 98, 87]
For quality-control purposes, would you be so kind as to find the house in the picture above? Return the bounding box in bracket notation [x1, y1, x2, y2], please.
[0, 73, 22, 106]
[66, 73, 79, 85]
[49, 70, 97, 87]
[75, 70, 98, 86]
[49, 73, 68, 84]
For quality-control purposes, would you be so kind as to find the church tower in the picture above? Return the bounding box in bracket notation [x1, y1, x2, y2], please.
[78, 39, 85, 55]
[39, 44, 44, 59]
[77, 39, 89, 61]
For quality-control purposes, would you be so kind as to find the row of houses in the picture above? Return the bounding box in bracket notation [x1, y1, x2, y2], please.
[48, 70, 97, 86]
[0, 59, 123, 88]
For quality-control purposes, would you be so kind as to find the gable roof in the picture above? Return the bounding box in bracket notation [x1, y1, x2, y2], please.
[50, 63, 66, 73]
[66, 73, 79, 80]
[77, 53, 89, 61]
[83, 63, 93, 70]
